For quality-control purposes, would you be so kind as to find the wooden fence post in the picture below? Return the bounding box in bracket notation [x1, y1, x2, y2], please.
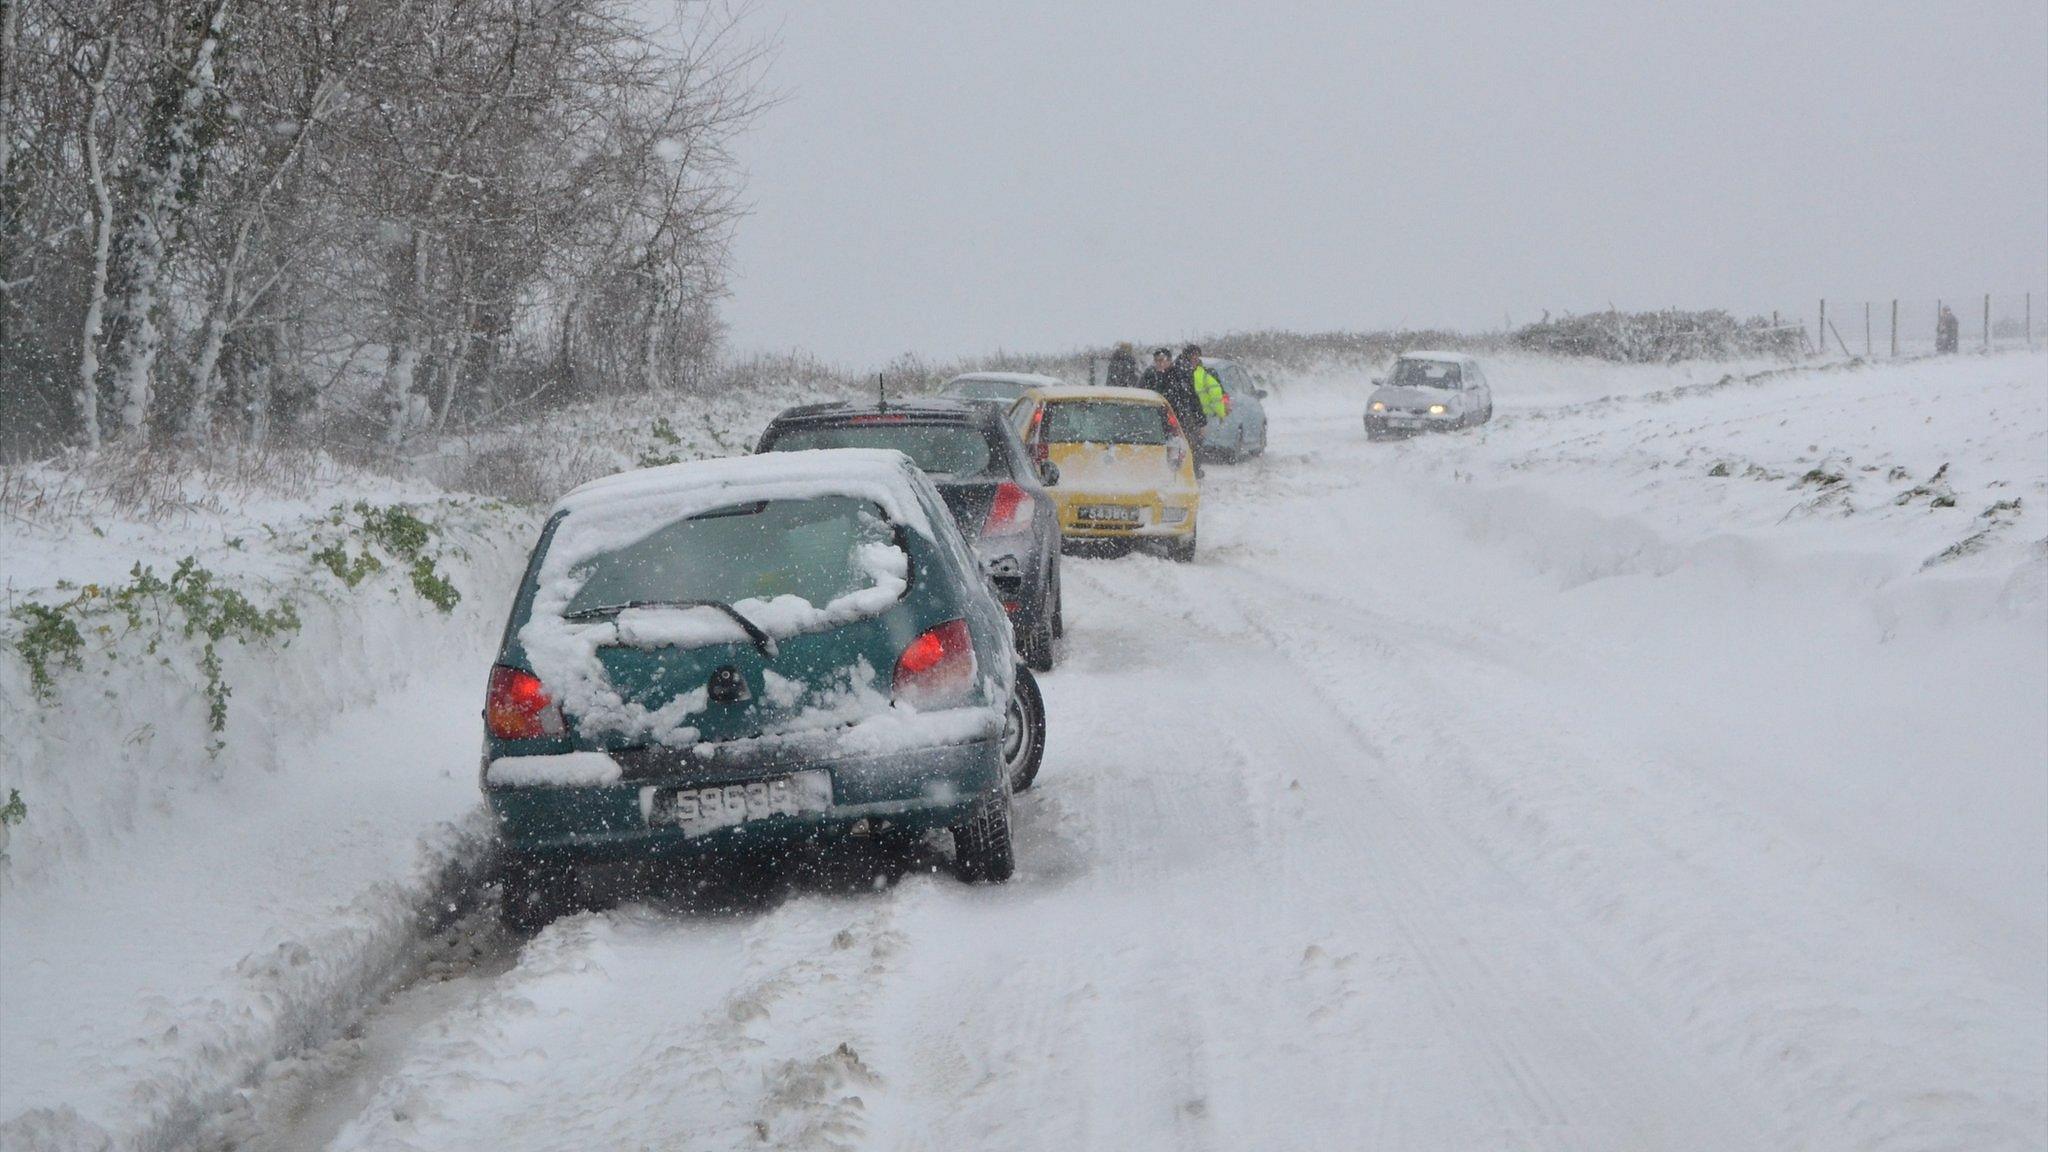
[1818, 299, 1826, 357]
[1983, 293, 1991, 351]
[1864, 302, 1871, 358]
[1890, 299, 1898, 357]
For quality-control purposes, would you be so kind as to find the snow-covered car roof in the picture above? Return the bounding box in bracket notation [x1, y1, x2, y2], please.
[1396, 350, 1477, 365]
[944, 371, 1071, 389]
[551, 449, 936, 541]
[1017, 384, 1168, 404]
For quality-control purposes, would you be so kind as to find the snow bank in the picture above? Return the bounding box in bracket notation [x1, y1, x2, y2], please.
[0, 480, 535, 1149]
[1200, 350, 2047, 1146]
[1, 376, 865, 1148]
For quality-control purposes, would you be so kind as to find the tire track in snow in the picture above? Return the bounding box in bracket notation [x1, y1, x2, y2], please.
[1070, 556, 1769, 1148]
[1141, 434, 2045, 1149]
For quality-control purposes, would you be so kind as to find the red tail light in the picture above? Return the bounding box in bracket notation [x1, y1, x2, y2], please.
[1163, 407, 1189, 472]
[486, 665, 563, 739]
[981, 481, 1034, 537]
[1024, 407, 1048, 467]
[893, 619, 978, 709]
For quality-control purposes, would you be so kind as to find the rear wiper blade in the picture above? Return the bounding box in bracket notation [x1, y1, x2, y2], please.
[565, 598, 778, 658]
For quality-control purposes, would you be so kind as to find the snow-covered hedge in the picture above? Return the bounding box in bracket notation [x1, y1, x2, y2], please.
[1512, 308, 1804, 363]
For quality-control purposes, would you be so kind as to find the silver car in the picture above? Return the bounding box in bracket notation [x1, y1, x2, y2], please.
[1364, 352, 1494, 440]
[1194, 356, 1271, 462]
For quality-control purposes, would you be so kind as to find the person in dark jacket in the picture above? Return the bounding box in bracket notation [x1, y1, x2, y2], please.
[1106, 342, 1140, 390]
[1137, 346, 1175, 396]
[1936, 305, 1960, 354]
[1163, 346, 1210, 444]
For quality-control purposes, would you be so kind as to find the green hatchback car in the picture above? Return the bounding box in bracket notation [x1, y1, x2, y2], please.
[482, 449, 1046, 930]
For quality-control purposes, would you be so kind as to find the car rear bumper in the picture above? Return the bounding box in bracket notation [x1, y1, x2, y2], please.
[1055, 492, 1198, 538]
[487, 730, 1003, 862]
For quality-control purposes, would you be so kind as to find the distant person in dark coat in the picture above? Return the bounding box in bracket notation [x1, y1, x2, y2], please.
[1936, 305, 1960, 354]
[1144, 348, 1205, 442]
[1106, 342, 1140, 390]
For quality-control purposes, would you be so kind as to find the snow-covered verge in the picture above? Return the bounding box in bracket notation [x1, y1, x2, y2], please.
[0, 475, 532, 1149]
[0, 377, 862, 1149]
[1349, 350, 2048, 956]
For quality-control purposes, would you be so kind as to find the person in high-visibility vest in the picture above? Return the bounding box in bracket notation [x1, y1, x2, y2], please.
[1181, 344, 1229, 426]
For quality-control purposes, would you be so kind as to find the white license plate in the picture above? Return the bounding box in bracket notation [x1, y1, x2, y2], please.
[1079, 504, 1141, 523]
[641, 770, 833, 837]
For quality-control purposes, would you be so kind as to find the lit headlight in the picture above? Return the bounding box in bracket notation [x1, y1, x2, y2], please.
[1369, 401, 1386, 412]
[1428, 404, 1447, 415]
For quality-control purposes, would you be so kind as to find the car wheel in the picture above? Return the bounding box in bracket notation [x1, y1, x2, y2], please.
[499, 857, 577, 935]
[952, 782, 1015, 882]
[1168, 528, 1197, 564]
[1003, 665, 1047, 792]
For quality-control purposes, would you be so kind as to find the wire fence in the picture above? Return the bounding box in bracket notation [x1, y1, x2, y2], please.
[1787, 293, 2041, 360]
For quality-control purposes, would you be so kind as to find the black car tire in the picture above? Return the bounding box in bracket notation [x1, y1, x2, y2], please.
[1019, 618, 1054, 672]
[1050, 565, 1064, 638]
[1366, 420, 1386, 442]
[499, 858, 577, 935]
[1168, 529, 1198, 564]
[1003, 665, 1047, 792]
[953, 782, 1015, 882]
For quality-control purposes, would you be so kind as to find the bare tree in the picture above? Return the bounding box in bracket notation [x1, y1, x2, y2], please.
[72, 34, 116, 450]
[0, 0, 768, 457]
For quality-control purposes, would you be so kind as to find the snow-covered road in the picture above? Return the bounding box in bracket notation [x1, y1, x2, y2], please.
[255, 356, 2045, 1151]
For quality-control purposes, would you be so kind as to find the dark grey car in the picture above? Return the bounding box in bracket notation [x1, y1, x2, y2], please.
[756, 400, 1064, 671]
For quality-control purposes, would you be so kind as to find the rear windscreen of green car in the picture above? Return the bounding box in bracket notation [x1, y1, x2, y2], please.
[766, 424, 998, 478]
[1044, 401, 1168, 445]
[562, 496, 896, 615]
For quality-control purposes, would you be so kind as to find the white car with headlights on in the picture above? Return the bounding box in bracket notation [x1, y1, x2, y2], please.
[1364, 352, 1494, 440]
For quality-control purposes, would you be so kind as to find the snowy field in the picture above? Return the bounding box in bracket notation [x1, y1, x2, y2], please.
[3, 352, 2044, 1150]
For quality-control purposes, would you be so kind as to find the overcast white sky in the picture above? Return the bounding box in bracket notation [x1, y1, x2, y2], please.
[706, 2, 2047, 365]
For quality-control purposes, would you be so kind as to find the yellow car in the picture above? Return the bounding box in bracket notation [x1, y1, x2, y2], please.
[1008, 385, 1200, 562]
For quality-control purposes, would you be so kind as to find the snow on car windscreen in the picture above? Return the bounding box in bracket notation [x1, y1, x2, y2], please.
[767, 423, 997, 478]
[1043, 401, 1169, 445]
[1391, 359, 1462, 388]
[562, 496, 897, 617]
